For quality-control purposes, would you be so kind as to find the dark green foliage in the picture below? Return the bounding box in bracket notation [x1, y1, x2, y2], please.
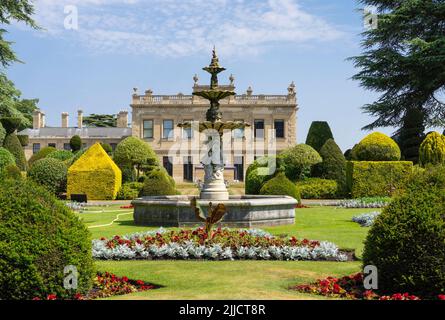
[0, 122, 5, 145]
[120, 163, 137, 183]
[363, 166, 445, 297]
[305, 121, 334, 152]
[47, 150, 74, 162]
[140, 168, 178, 196]
[83, 114, 116, 127]
[100, 143, 112, 154]
[69, 135, 82, 152]
[28, 158, 67, 194]
[280, 144, 322, 181]
[245, 156, 282, 195]
[259, 172, 301, 202]
[117, 182, 144, 200]
[344, 149, 352, 161]
[0, 117, 21, 134]
[346, 161, 413, 198]
[394, 108, 425, 163]
[350, 0, 445, 130]
[0, 179, 93, 300]
[3, 133, 26, 171]
[17, 134, 28, 146]
[0, 147, 14, 171]
[28, 146, 56, 167]
[296, 178, 338, 200]
[316, 139, 347, 193]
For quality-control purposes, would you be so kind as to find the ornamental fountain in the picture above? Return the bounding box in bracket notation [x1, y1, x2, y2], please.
[132, 49, 297, 228]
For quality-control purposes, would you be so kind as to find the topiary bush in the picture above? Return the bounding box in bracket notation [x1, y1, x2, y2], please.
[47, 150, 74, 162]
[3, 133, 27, 171]
[351, 132, 401, 161]
[0, 117, 22, 134]
[28, 146, 57, 168]
[296, 178, 338, 199]
[0, 164, 22, 180]
[259, 171, 301, 202]
[245, 156, 282, 195]
[0, 147, 15, 172]
[69, 135, 82, 152]
[0, 179, 94, 300]
[305, 121, 334, 152]
[315, 139, 347, 193]
[17, 134, 29, 147]
[0, 122, 6, 146]
[117, 182, 144, 200]
[140, 167, 178, 196]
[280, 144, 322, 181]
[419, 132, 445, 167]
[67, 143, 122, 200]
[363, 166, 445, 297]
[100, 143, 113, 154]
[28, 158, 68, 194]
[346, 161, 413, 198]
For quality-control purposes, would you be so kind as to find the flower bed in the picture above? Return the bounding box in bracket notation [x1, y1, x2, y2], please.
[293, 273, 445, 300]
[336, 197, 390, 209]
[92, 227, 349, 262]
[352, 211, 380, 227]
[33, 272, 156, 300]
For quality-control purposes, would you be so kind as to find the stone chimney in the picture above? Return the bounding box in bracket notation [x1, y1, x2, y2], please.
[41, 111, 46, 128]
[117, 110, 129, 128]
[61, 112, 69, 128]
[33, 109, 42, 129]
[77, 110, 83, 128]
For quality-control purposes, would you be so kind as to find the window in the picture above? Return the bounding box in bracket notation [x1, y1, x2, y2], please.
[254, 120, 264, 139]
[274, 120, 285, 138]
[48, 143, 56, 148]
[163, 120, 174, 140]
[63, 143, 71, 151]
[143, 120, 153, 139]
[234, 156, 244, 181]
[233, 120, 245, 139]
[182, 120, 193, 140]
[183, 156, 193, 181]
[33, 143, 41, 154]
[82, 143, 87, 149]
[163, 156, 173, 177]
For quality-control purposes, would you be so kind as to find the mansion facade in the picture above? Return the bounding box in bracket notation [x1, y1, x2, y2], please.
[20, 78, 298, 182]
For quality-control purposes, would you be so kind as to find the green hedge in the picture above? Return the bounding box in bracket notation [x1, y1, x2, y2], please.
[346, 161, 413, 198]
[296, 178, 338, 199]
[117, 182, 144, 200]
[259, 172, 301, 202]
[363, 166, 445, 297]
[28, 146, 57, 168]
[0, 147, 15, 172]
[47, 150, 74, 162]
[0, 179, 94, 300]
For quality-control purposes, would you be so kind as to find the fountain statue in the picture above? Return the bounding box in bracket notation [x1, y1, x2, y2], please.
[179, 47, 249, 201]
[132, 49, 298, 228]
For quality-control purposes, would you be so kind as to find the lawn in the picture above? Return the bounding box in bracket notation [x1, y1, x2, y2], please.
[76, 204, 374, 300]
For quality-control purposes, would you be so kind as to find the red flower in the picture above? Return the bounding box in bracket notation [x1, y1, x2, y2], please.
[122, 276, 129, 282]
[32, 297, 41, 300]
[46, 294, 57, 300]
[438, 294, 445, 300]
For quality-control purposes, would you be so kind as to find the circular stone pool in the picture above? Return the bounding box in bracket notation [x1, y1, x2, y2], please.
[132, 195, 297, 228]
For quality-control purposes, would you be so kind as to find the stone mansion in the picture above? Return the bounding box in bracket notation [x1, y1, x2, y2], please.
[20, 76, 298, 182]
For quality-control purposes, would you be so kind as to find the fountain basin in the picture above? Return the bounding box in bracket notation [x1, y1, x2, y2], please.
[132, 195, 297, 228]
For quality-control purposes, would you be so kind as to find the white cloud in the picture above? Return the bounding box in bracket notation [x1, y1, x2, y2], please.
[29, 0, 345, 57]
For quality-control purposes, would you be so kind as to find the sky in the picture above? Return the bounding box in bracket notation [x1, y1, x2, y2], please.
[5, 0, 394, 152]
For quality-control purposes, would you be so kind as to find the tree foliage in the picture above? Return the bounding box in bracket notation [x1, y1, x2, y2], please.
[350, 0, 445, 131]
[83, 114, 117, 127]
[419, 132, 445, 167]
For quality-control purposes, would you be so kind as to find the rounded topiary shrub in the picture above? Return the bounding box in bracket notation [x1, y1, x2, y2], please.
[0, 147, 15, 172]
[3, 133, 27, 171]
[1, 164, 22, 180]
[419, 132, 445, 167]
[280, 144, 322, 181]
[315, 139, 347, 193]
[28, 146, 57, 168]
[245, 156, 282, 195]
[140, 168, 177, 196]
[0, 179, 94, 300]
[352, 132, 401, 161]
[47, 150, 74, 162]
[259, 171, 301, 202]
[117, 182, 144, 200]
[28, 158, 68, 194]
[305, 121, 334, 152]
[362, 166, 445, 297]
[69, 135, 82, 152]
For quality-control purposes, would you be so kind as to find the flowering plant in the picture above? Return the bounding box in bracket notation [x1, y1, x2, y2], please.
[92, 227, 348, 262]
[352, 211, 380, 227]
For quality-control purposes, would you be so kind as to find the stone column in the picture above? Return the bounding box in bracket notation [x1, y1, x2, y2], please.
[77, 110, 83, 128]
[62, 112, 69, 128]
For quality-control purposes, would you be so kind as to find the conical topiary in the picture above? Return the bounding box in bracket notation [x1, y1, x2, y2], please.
[419, 132, 445, 167]
[3, 133, 27, 171]
[317, 139, 346, 193]
[305, 121, 334, 152]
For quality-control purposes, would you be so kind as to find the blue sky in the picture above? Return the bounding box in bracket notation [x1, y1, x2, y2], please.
[6, 0, 393, 151]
